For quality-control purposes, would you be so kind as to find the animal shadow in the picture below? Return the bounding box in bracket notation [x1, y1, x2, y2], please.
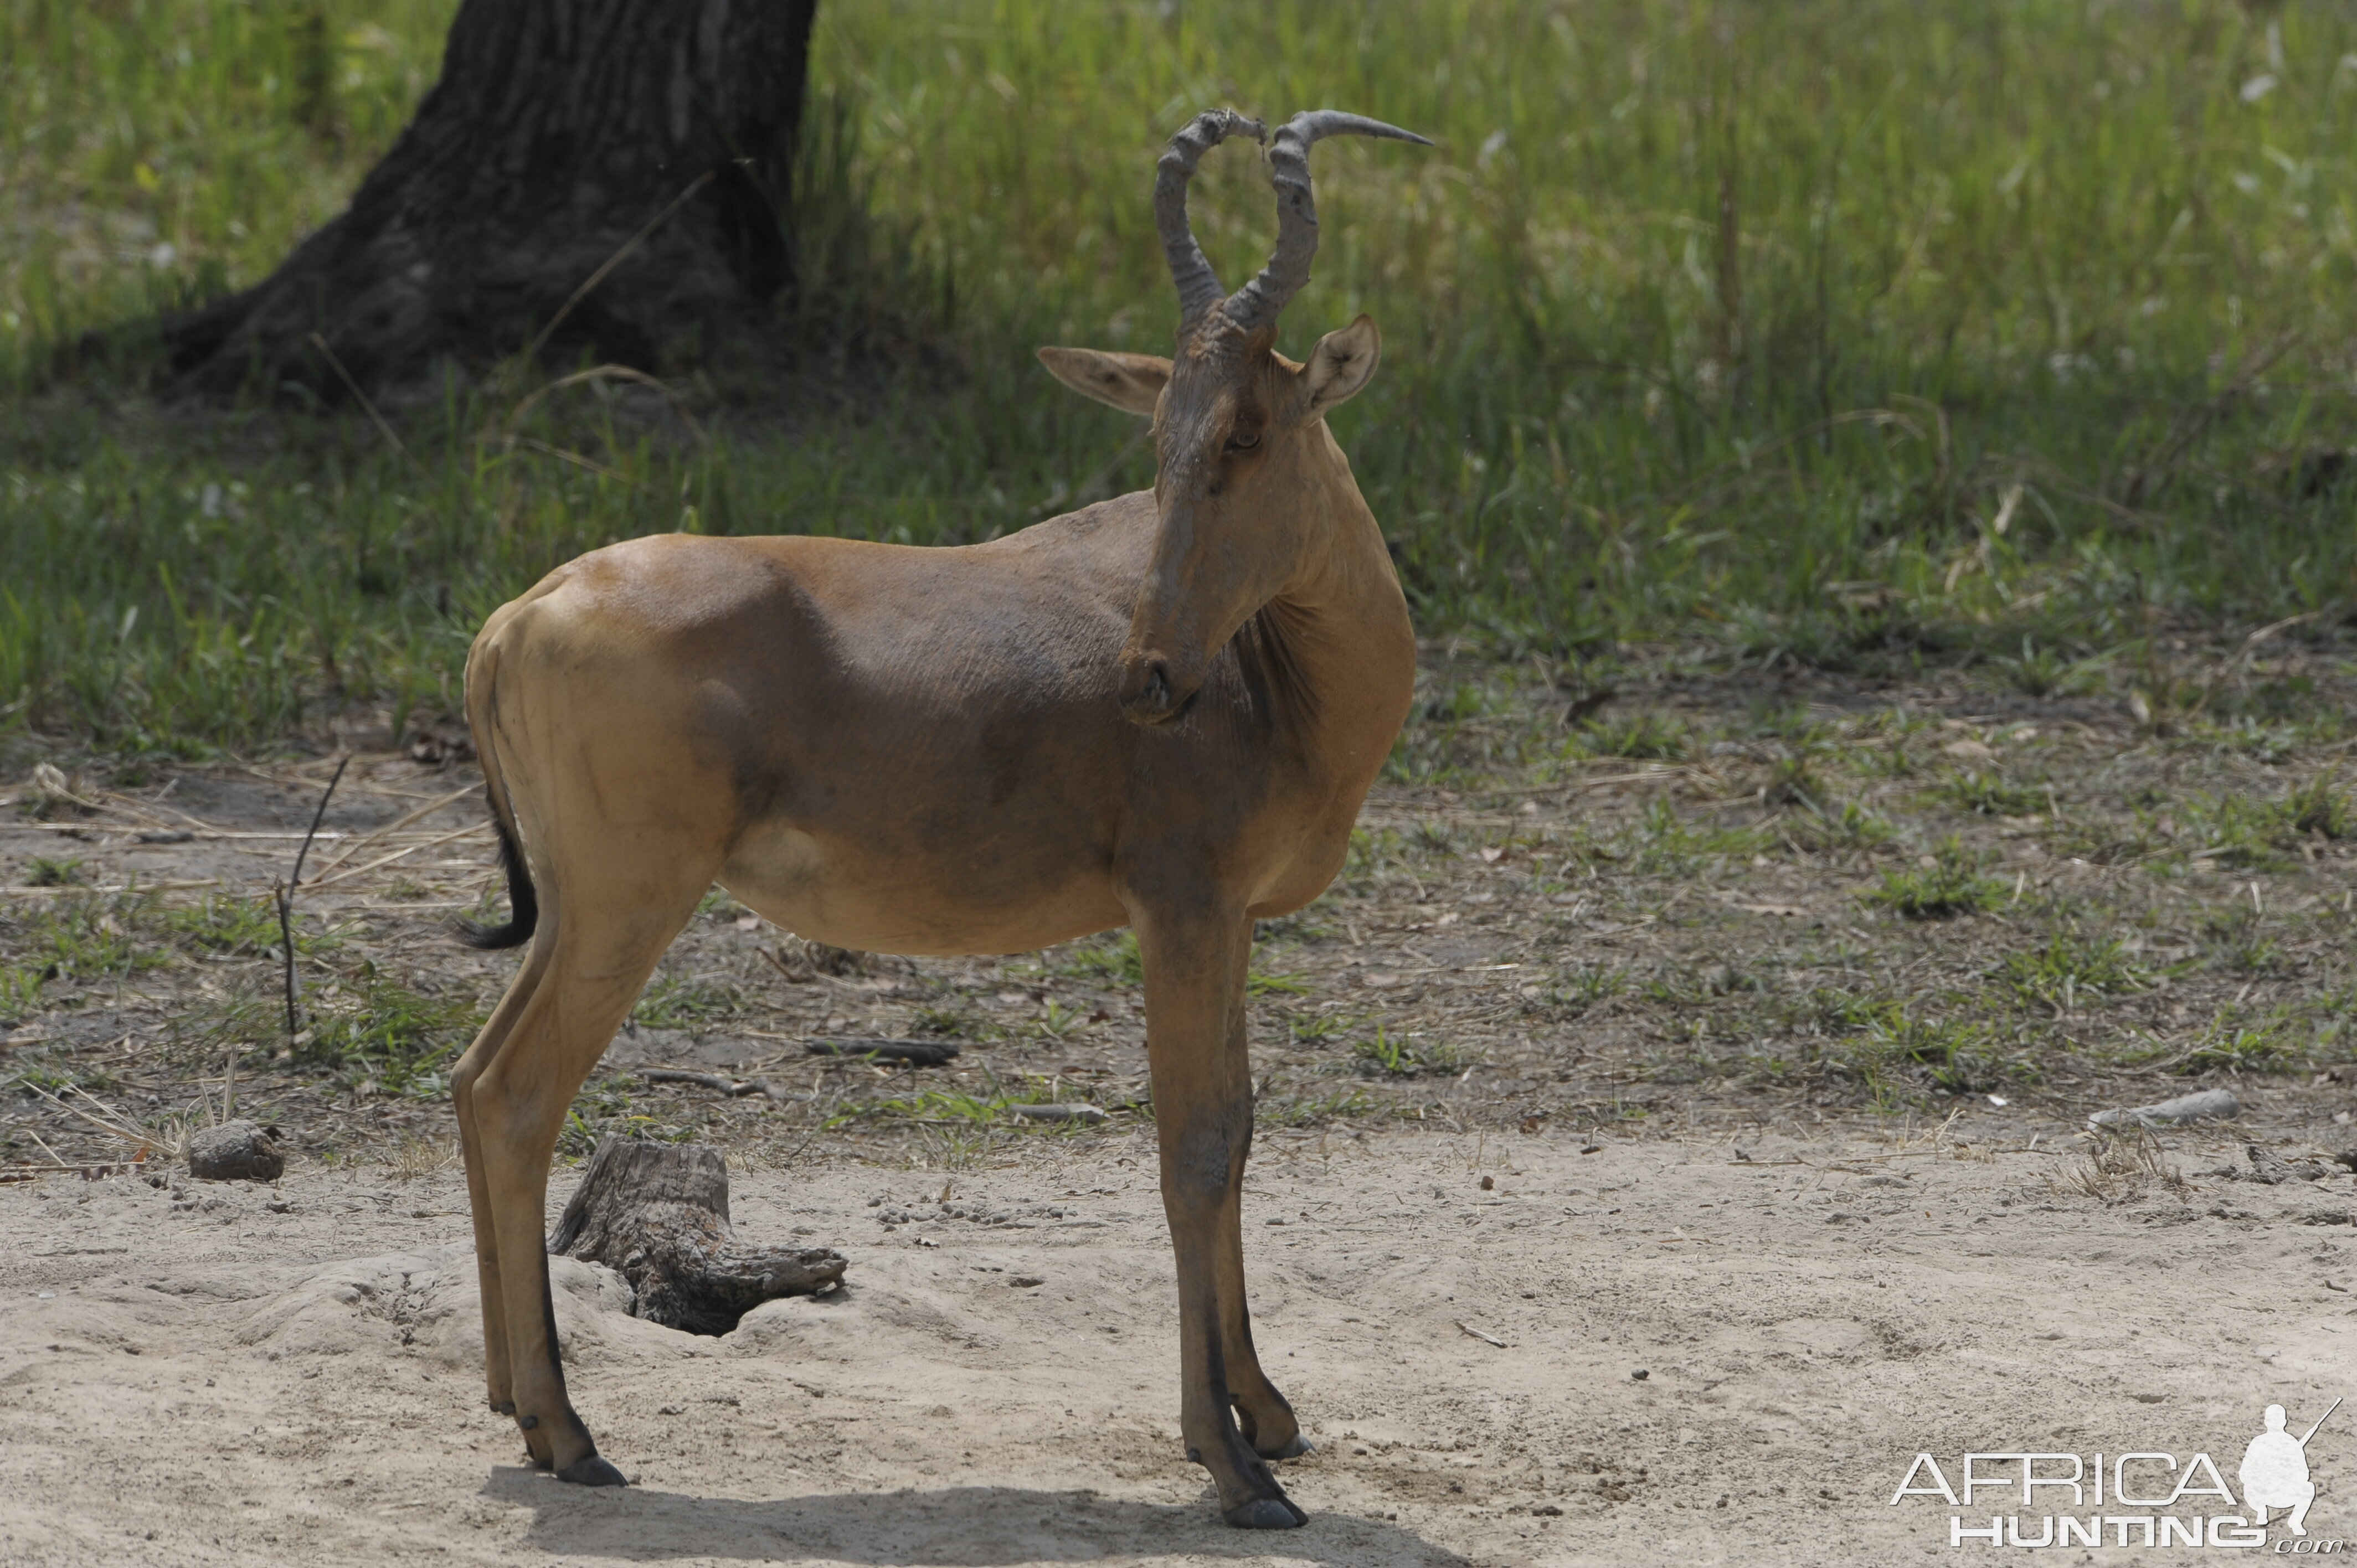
[480, 1468, 1470, 1566]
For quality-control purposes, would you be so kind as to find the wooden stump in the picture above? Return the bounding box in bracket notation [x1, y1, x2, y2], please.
[547, 1138, 846, 1336]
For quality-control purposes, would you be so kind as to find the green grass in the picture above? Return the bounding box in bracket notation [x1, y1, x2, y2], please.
[1996, 929, 2157, 1012]
[830, 1077, 1100, 1132]
[631, 973, 743, 1031]
[1784, 799, 1898, 853]
[10, 3, 2357, 749]
[0, 963, 43, 1023]
[297, 969, 479, 1094]
[1604, 800, 1766, 875]
[1574, 712, 1694, 762]
[1350, 1025, 1472, 1080]
[163, 890, 338, 957]
[1821, 1013, 2026, 1105]
[1048, 931, 1143, 987]
[2118, 1008, 2308, 1076]
[1862, 837, 2009, 920]
[2170, 773, 2357, 871]
[1929, 770, 2048, 819]
[23, 855, 88, 886]
[1521, 961, 1625, 1020]
[1285, 1008, 1358, 1045]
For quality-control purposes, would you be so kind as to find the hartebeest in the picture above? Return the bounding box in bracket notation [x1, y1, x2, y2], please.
[450, 108, 1429, 1528]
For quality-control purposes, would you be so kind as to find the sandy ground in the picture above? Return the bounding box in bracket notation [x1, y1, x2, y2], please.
[3, 1118, 2353, 1567]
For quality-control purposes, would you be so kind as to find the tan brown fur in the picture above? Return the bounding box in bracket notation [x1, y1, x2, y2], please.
[449, 108, 1425, 1528]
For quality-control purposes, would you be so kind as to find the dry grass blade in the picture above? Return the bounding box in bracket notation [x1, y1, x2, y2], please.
[306, 782, 482, 880]
[502, 365, 707, 446]
[518, 168, 717, 371]
[2057, 1130, 2186, 1204]
[302, 819, 489, 893]
[24, 1082, 191, 1164]
[307, 333, 429, 480]
[506, 436, 641, 488]
[387, 1135, 457, 1181]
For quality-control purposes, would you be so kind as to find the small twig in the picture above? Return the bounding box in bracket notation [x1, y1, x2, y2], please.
[636, 1067, 805, 1102]
[279, 756, 350, 1048]
[1456, 1319, 1509, 1348]
[302, 819, 490, 893]
[306, 781, 481, 879]
[308, 333, 430, 481]
[521, 169, 717, 370]
[639, 1068, 747, 1094]
[758, 945, 814, 984]
[806, 1038, 963, 1067]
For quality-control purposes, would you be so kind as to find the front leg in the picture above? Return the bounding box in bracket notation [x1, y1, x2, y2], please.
[1134, 902, 1306, 1529]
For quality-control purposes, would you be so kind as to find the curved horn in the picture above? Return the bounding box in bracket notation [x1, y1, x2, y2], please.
[1223, 111, 1432, 337]
[1156, 109, 1267, 329]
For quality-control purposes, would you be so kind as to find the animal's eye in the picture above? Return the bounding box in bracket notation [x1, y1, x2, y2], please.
[1226, 429, 1261, 452]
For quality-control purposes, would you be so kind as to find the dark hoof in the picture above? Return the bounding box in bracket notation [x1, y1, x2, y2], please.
[1262, 1432, 1315, 1460]
[1224, 1495, 1308, 1529]
[555, 1454, 629, 1488]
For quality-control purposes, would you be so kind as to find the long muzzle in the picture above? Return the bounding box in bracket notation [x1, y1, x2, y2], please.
[1118, 648, 1195, 727]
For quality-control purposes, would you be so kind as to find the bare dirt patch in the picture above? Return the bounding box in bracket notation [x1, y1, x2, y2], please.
[2, 1123, 2353, 1566]
[4, 648, 2357, 1562]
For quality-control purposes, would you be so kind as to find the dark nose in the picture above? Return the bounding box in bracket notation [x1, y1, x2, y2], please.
[1119, 657, 1179, 726]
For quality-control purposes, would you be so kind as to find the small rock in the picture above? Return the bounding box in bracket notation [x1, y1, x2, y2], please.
[2088, 1090, 2241, 1129]
[1630, 1368, 1649, 1381]
[187, 1121, 284, 1182]
[2247, 1145, 2302, 1187]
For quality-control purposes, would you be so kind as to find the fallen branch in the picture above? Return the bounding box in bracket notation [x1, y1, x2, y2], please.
[805, 1038, 961, 1067]
[548, 1137, 845, 1335]
[636, 1067, 806, 1102]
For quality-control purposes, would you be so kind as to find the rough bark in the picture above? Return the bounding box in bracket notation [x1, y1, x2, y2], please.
[548, 1137, 845, 1335]
[160, 0, 818, 405]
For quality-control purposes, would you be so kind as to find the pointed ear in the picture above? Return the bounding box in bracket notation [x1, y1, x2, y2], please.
[1301, 315, 1382, 417]
[1036, 347, 1171, 415]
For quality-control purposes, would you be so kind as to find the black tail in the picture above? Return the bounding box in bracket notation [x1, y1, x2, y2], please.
[457, 808, 538, 950]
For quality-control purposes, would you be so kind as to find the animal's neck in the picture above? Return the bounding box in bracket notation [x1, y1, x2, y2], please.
[1248, 432, 1414, 735]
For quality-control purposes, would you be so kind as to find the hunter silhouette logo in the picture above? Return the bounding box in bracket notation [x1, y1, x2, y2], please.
[1890, 1395, 2344, 1549]
[2244, 1399, 2339, 1538]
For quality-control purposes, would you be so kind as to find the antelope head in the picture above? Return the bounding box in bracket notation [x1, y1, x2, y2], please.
[1038, 110, 1430, 726]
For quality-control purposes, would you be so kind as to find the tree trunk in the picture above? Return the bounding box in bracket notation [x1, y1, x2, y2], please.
[161, 0, 818, 405]
[548, 1137, 846, 1336]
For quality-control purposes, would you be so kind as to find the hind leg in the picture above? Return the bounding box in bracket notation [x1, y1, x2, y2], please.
[451, 929, 559, 1423]
[462, 858, 717, 1481]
